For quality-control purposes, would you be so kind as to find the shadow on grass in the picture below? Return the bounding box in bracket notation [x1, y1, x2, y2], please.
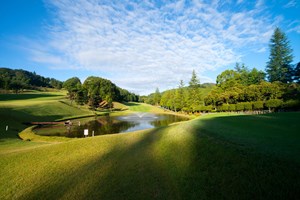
[193, 112, 300, 163]
[22, 116, 300, 200]
[0, 93, 63, 101]
[123, 102, 140, 107]
[0, 107, 68, 140]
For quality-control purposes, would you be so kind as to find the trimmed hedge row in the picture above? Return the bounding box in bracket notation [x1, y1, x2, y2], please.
[194, 99, 300, 112]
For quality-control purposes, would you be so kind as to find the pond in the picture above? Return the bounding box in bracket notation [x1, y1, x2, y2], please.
[34, 113, 189, 138]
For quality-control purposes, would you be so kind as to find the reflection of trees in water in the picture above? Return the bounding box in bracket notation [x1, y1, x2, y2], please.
[150, 115, 188, 127]
[35, 114, 188, 138]
[69, 117, 137, 138]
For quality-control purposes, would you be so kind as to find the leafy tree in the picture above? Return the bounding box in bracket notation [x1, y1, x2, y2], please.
[50, 78, 63, 89]
[10, 80, 24, 93]
[216, 70, 240, 89]
[235, 63, 265, 85]
[63, 77, 81, 93]
[265, 99, 283, 112]
[105, 94, 113, 110]
[266, 28, 294, 83]
[63, 77, 81, 104]
[153, 88, 161, 106]
[282, 99, 300, 110]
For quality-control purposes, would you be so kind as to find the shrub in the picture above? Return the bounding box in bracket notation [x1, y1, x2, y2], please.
[265, 99, 283, 111]
[252, 101, 264, 110]
[236, 103, 244, 111]
[198, 105, 212, 112]
[228, 104, 236, 111]
[282, 99, 300, 110]
[220, 104, 229, 112]
[244, 102, 252, 111]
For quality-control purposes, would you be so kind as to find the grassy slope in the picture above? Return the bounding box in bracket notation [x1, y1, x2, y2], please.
[194, 112, 300, 161]
[125, 102, 165, 113]
[0, 111, 300, 199]
[0, 92, 96, 151]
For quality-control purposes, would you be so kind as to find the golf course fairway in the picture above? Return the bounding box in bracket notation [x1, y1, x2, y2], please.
[0, 92, 299, 199]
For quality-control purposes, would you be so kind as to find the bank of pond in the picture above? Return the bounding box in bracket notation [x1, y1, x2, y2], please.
[33, 113, 189, 138]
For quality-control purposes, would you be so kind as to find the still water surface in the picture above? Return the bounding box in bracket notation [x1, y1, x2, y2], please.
[35, 113, 189, 138]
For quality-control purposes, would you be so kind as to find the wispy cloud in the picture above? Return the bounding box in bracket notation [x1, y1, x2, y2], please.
[284, 0, 297, 8]
[26, 0, 278, 94]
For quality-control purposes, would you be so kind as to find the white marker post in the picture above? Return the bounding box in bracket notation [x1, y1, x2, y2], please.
[6, 125, 8, 131]
[84, 129, 89, 137]
[92, 131, 94, 137]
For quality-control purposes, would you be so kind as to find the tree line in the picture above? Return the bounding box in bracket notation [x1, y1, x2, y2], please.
[143, 28, 300, 113]
[0, 68, 63, 93]
[63, 76, 139, 110]
[0, 68, 139, 110]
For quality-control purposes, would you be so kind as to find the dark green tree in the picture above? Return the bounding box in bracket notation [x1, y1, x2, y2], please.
[63, 77, 81, 104]
[266, 28, 294, 83]
[235, 63, 265, 85]
[294, 62, 300, 83]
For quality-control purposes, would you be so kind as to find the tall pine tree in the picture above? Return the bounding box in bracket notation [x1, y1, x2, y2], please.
[266, 28, 294, 83]
[188, 70, 201, 112]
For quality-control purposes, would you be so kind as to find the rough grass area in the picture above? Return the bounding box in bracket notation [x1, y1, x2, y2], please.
[0, 112, 300, 199]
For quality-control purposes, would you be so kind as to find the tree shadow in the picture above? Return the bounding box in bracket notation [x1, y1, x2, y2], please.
[23, 127, 180, 199]
[123, 102, 140, 107]
[0, 93, 63, 101]
[0, 107, 69, 140]
[19, 115, 300, 199]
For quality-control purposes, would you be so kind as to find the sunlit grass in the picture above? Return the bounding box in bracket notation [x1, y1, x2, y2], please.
[1, 112, 300, 199]
[0, 92, 299, 199]
[125, 102, 164, 113]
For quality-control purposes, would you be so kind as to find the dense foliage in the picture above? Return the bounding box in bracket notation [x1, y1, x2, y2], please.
[0, 68, 138, 110]
[0, 68, 63, 92]
[143, 75, 214, 112]
[63, 76, 138, 109]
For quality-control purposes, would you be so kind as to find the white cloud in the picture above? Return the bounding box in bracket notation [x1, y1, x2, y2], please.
[287, 21, 300, 34]
[284, 0, 297, 8]
[26, 0, 276, 94]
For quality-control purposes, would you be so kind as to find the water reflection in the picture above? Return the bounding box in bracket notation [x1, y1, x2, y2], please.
[35, 113, 188, 138]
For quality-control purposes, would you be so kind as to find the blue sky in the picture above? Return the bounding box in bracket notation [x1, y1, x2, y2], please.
[0, 0, 299, 95]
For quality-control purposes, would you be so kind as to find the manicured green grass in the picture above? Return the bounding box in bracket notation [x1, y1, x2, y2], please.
[1, 92, 299, 199]
[125, 102, 164, 113]
[194, 112, 300, 162]
[0, 92, 95, 145]
[0, 111, 300, 199]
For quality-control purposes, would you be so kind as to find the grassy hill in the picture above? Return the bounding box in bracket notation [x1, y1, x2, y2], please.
[0, 91, 99, 150]
[0, 92, 299, 199]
